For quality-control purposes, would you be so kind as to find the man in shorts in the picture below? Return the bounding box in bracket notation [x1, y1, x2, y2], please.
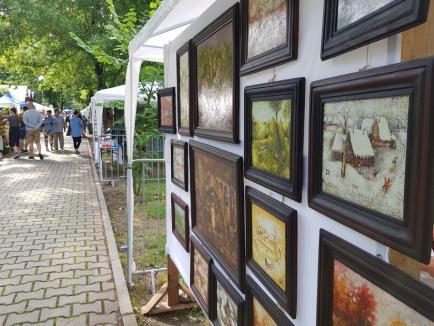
[23, 102, 43, 160]
[42, 110, 55, 151]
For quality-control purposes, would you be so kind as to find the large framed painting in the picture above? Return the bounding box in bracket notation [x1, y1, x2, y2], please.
[170, 140, 188, 191]
[190, 234, 215, 318]
[321, 0, 430, 60]
[176, 40, 194, 136]
[192, 4, 240, 143]
[246, 187, 297, 318]
[245, 78, 305, 201]
[246, 275, 294, 326]
[240, 0, 298, 75]
[171, 193, 189, 251]
[309, 58, 434, 264]
[157, 87, 176, 134]
[211, 264, 245, 326]
[317, 230, 434, 325]
[190, 140, 245, 290]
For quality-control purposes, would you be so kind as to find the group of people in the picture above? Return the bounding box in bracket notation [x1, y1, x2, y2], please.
[2, 98, 85, 160]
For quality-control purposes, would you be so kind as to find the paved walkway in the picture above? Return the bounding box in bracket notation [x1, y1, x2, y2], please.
[0, 138, 123, 325]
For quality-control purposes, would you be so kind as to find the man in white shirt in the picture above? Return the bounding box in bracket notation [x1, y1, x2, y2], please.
[23, 101, 43, 160]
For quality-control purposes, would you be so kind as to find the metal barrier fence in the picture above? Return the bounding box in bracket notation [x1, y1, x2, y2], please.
[98, 129, 127, 184]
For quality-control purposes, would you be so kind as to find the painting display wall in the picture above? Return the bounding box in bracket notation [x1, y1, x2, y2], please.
[171, 140, 188, 191]
[158, 87, 176, 134]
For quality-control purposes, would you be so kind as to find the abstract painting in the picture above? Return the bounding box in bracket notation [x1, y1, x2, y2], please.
[190, 140, 244, 289]
[322, 96, 409, 220]
[177, 41, 193, 135]
[171, 193, 189, 251]
[158, 87, 176, 134]
[171, 140, 188, 191]
[193, 4, 239, 143]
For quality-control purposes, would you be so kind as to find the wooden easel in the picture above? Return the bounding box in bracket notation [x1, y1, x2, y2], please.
[141, 255, 197, 316]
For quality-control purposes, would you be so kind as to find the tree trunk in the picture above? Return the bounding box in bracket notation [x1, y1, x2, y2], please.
[94, 61, 105, 90]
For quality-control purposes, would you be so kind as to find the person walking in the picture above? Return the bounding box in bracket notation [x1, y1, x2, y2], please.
[18, 106, 28, 153]
[42, 110, 55, 151]
[23, 102, 43, 160]
[70, 110, 83, 154]
[1, 108, 21, 159]
[53, 109, 65, 151]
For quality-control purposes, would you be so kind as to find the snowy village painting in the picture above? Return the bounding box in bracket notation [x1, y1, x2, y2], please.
[337, 0, 394, 30]
[322, 95, 409, 220]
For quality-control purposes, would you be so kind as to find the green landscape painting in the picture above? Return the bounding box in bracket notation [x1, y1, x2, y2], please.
[252, 99, 292, 179]
[174, 202, 186, 241]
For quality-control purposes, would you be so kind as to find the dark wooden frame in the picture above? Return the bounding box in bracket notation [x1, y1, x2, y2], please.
[192, 4, 240, 143]
[245, 78, 305, 202]
[171, 193, 189, 252]
[157, 87, 176, 134]
[190, 140, 245, 290]
[321, 0, 430, 60]
[240, 0, 299, 75]
[245, 187, 297, 318]
[309, 58, 434, 264]
[176, 40, 194, 136]
[170, 140, 188, 191]
[317, 229, 434, 325]
[190, 234, 216, 318]
[211, 264, 245, 326]
[246, 275, 294, 326]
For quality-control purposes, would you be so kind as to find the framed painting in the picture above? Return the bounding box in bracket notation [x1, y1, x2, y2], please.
[321, 0, 430, 60]
[245, 78, 305, 201]
[170, 140, 188, 191]
[317, 230, 434, 325]
[176, 40, 194, 136]
[190, 234, 215, 318]
[246, 275, 294, 326]
[246, 187, 297, 318]
[192, 4, 240, 143]
[171, 193, 189, 251]
[240, 0, 298, 75]
[309, 58, 434, 263]
[190, 140, 245, 290]
[211, 264, 245, 326]
[157, 87, 176, 134]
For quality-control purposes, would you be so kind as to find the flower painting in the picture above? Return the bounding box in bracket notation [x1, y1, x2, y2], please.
[252, 203, 286, 290]
[247, 0, 287, 59]
[322, 96, 409, 220]
[216, 280, 238, 326]
[332, 259, 433, 325]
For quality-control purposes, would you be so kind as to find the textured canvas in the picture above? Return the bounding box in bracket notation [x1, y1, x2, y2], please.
[337, 0, 395, 30]
[173, 202, 185, 242]
[247, 0, 287, 58]
[252, 297, 277, 326]
[333, 259, 433, 325]
[252, 99, 291, 179]
[172, 146, 185, 184]
[179, 51, 190, 128]
[252, 203, 286, 290]
[193, 150, 240, 278]
[216, 281, 238, 326]
[197, 23, 233, 131]
[322, 96, 409, 220]
[160, 95, 174, 126]
[193, 249, 209, 305]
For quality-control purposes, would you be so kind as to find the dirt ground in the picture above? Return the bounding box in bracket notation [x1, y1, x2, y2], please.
[102, 182, 207, 326]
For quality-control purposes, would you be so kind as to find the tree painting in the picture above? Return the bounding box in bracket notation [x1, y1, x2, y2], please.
[337, 0, 394, 30]
[197, 23, 233, 131]
[333, 260, 433, 326]
[252, 99, 291, 179]
[179, 51, 190, 129]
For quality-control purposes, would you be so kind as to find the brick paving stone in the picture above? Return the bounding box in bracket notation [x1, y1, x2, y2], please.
[0, 139, 121, 324]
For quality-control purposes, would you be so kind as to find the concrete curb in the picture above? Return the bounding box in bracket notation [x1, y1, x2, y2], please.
[86, 140, 138, 326]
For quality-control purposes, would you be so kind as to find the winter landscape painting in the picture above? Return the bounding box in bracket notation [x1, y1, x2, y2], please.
[216, 280, 238, 326]
[252, 203, 286, 291]
[332, 259, 433, 325]
[247, 0, 287, 58]
[179, 50, 190, 129]
[251, 99, 291, 179]
[322, 95, 409, 220]
[337, 0, 394, 30]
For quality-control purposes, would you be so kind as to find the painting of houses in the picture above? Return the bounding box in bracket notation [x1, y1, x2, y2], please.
[344, 129, 375, 168]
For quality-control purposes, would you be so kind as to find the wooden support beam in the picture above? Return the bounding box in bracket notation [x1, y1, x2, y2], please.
[167, 255, 180, 306]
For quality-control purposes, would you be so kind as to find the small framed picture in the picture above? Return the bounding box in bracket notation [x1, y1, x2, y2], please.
[246, 275, 294, 325]
[171, 140, 188, 191]
[176, 40, 194, 136]
[241, 0, 298, 75]
[321, 0, 430, 60]
[158, 87, 176, 134]
[171, 193, 189, 251]
[309, 58, 434, 263]
[211, 264, 245, 326]
[190, 235, 215, 318]
[244, 78, 305, 202]
[246, 187, 297, 318]
[317, 230, 434, 325]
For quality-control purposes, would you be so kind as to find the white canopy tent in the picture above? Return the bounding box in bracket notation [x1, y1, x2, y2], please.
[124, 0, 217, 285]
